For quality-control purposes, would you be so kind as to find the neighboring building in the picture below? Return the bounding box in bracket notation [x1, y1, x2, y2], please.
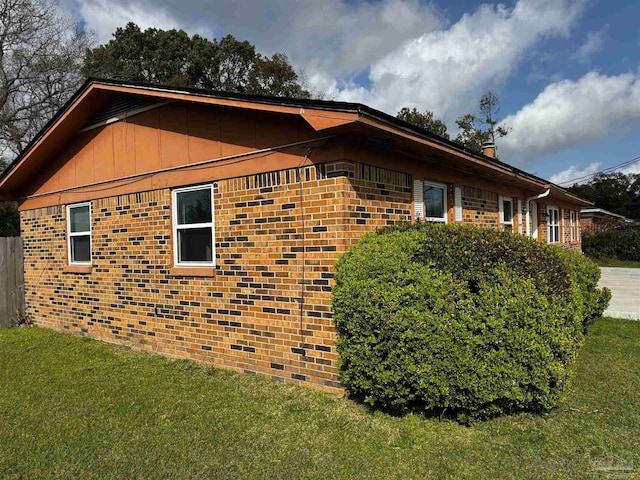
[580, 208, 634, 234]
[0, 79, 590, 392]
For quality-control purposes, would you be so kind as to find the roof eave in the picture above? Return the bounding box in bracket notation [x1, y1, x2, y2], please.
[0, 78, 593, 208]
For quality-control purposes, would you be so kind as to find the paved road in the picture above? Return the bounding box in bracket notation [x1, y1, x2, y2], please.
[598, 268, 640, 320]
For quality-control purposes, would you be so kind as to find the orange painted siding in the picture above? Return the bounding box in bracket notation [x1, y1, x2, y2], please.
[27, 102, 320, 201]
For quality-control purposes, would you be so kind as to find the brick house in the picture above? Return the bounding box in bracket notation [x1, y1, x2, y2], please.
[0, 79, 590, 392]
[580, 207, 634, 234]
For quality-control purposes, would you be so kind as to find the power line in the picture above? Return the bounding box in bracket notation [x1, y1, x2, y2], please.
[558, 155, 640, 186]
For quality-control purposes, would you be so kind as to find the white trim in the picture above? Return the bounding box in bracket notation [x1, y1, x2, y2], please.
[172, 183, 215, 267]
[499, 196, 514, 231]
[517, 199, 523, 234]
[548, 206, 560, 244]
[454, 187, 462, 222]
[570, 210, 576, 241]
[532, 202, 539, 239]
[67, 202, 92, 265]
[413, 179, 424, 220]
[423, 180, 448, 223]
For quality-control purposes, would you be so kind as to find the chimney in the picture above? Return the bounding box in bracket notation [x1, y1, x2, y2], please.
[482, 141, 495, 158]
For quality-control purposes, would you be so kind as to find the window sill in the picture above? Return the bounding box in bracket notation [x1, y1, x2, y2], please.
[63, 264, 92, 274]
[169, 266, 216, 277]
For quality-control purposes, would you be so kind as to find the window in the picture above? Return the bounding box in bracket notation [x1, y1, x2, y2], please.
[500, 196, 514, 231]
[414, 179, 447, 223]
[548, 206, 560, 243]
[67, 202, 91, 265]
[172, 184, 215, 266]
[570, 210, 576, 241]
[424, 182, 447, 222]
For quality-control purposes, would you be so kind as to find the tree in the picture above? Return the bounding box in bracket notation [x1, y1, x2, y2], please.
[455, 91, 511, 156]
[629, 174, 640, 220]
[83, 23, 311, 98]
[0, 157, 19, 236]
[453, 113, 487, 153]
[567, 172, 640, 220]
[0, 0, 91, 157]
[0, 199, 19, 236]
[396, 107, 449, 139]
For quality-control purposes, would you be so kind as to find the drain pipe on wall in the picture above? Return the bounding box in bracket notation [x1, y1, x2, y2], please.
[525, 188, 551, 237]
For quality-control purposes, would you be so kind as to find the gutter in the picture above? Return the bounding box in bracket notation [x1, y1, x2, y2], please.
[525, 188, 550, 237]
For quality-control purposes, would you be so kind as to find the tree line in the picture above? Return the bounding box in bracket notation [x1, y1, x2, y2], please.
[567, 173, 640, 221]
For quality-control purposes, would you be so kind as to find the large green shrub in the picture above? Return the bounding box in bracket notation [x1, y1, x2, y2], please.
[582, 229, 640, 261]
[553, 246, 611, 329]
[332, 223, 609, 423]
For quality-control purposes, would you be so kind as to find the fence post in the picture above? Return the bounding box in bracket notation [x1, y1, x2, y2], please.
[0, 237, 24, 328]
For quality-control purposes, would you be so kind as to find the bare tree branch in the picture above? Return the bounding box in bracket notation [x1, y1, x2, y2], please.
[0, 0, 92, 160]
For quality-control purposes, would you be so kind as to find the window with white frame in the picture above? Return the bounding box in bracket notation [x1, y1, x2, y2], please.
[414, 179, 447, 223]
[172, 184, 215, 266]
[570, 210, 576, 241]
[548, 206, 560, 243]
[499, 196, 514, 231]
[67, 202, 91, 265]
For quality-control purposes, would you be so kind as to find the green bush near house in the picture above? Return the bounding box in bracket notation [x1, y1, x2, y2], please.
[582, 229, 640, 262]
[332, 223, 610, 423]
[553, 246, 611, 329]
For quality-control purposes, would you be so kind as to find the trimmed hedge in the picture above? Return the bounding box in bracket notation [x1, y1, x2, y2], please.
[554, 247, 611, 329]
[582, 229, 640, 261]
[332, 223, 610, 423]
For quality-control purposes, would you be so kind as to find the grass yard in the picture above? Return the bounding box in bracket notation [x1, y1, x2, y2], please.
[1, 318, 639, 479]
[593, 257, 640, 268]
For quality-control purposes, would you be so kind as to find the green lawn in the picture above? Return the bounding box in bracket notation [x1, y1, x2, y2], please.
[1, 319, 639, 479]
[593, 257, 640, 268]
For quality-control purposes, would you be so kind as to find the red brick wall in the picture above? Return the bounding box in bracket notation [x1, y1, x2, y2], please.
[461, 186, 499, 228]
[21, 155, 583, 391]
[536, 201, 582, 252]
[21, 161, 411, 393]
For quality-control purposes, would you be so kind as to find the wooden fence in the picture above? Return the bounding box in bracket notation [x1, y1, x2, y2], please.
[0, 237, 24, 327]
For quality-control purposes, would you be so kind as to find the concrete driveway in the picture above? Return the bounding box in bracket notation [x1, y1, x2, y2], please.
[598, 268, 640, 320]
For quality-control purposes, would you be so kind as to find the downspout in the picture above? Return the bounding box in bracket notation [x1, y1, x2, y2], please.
[525, 188, 550, 237]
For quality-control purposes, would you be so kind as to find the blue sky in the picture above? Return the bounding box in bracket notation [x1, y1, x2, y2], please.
[64, 0, 640, 185]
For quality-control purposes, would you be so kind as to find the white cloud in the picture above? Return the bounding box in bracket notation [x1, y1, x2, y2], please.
[572, 30, 604, 64]
[73, 0, 182, 42]
[500, 71, 640, 163]
[70, 0, 445, 82]
[549, 162, 601, 185]
[620, 162, 640, 176]
[68, 0, 583, 117]
[335, 0, 584, 120]
[550, 157, 640, 187]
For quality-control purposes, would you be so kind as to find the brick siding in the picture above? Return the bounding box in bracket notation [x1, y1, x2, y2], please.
[21, 157, 583, 391]
[21, 161, 411, 393]
[461, 186, 499, 228]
